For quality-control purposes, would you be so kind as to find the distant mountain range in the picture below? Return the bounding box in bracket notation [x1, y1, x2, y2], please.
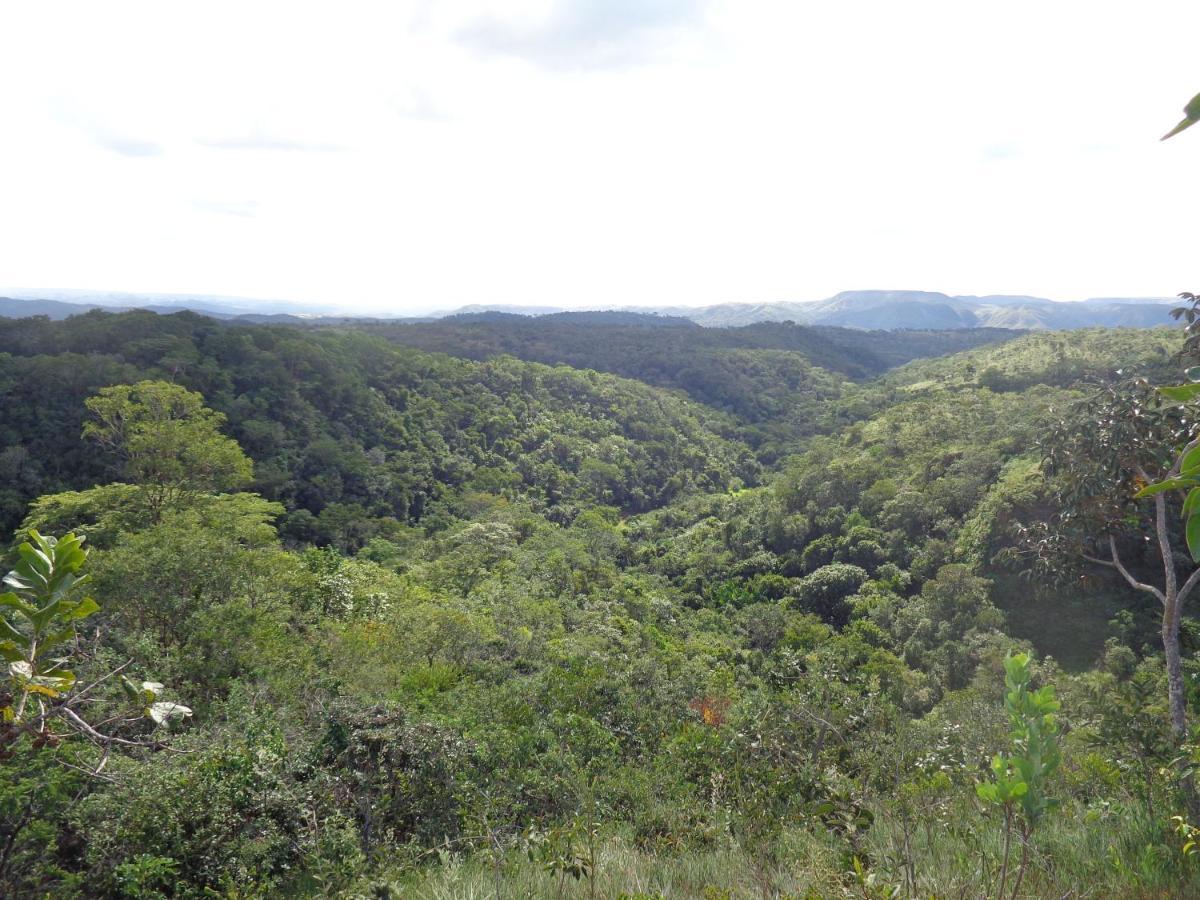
[630, 291, 1181, 329]
[0, 288, 1183, 331]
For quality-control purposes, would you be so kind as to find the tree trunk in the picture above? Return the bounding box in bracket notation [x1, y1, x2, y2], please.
[1164, 595, 1188, 740]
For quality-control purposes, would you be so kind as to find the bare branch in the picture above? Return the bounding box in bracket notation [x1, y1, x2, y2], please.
[1087, 535, 1166, 605]
[55, 757, 118, 784]
[67, 660, 134, 706]
[56, 706, 157, 749]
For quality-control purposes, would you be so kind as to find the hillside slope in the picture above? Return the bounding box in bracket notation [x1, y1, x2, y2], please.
[0, 311, 757, 538]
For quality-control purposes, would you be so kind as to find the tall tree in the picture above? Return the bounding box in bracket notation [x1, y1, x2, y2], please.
[1033, 376, 1198, 738]
[83, 381, 252, 522]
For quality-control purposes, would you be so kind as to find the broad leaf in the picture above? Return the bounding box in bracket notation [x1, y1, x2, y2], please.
[1134, 477, 1196, 498]
[1158, 383, 1200, 403]
[1184, 487, 1200, 518]
[1187, 514, 1200, 564]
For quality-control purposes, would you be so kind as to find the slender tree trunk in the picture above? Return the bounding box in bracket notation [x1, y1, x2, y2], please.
[1163, 595, 1188, 740]
[1011, 825, 1031, 899]
[1097, 488, 1193, 741]
[997, 806, 1013, 900]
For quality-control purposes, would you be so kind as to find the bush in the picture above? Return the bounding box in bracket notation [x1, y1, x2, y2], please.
[317, 702, 475, 852]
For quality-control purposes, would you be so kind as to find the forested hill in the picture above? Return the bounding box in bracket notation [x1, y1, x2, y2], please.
[352, 313, 1018, 453]
[6, 309, 1200, 896]
[361, 312, 1019, 381]
[0, 310, 757, 539]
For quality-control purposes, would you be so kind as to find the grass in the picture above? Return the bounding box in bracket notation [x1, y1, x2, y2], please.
[336, 794, 1200, 899]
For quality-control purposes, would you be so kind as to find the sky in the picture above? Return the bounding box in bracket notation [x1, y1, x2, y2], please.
[3, 1, 1200, 315]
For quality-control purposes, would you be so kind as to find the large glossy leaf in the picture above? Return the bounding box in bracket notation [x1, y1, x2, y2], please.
[1184, 487, 1200, 518]
[1183, 446, 1200, 475]
[1158, 383, 1200, 403]
[1134, 477, 1196, 498]
[60, 596, 99, 622]
[1187, 514, 1200, 564]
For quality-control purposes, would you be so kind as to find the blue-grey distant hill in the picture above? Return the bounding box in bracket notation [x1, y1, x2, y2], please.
[0, 296, 429, 325]
[0, 288, 1182, 331]
[632, 291, 1180, 329]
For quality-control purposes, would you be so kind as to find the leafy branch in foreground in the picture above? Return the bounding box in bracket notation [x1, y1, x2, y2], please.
[1, 530, 190, 765]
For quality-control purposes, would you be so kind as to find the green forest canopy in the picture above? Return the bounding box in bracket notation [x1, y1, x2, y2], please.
[2, 308, 1200, 897]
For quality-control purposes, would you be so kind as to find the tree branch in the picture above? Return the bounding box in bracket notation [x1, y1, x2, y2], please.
[1085, 535, 1166, 605]
[55, 706, 157, 749]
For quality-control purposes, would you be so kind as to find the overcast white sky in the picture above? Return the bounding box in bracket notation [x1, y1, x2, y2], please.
[3, 1, 1200, 314]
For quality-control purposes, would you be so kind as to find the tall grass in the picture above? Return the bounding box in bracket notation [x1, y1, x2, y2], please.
[340, 795, 1200, 899]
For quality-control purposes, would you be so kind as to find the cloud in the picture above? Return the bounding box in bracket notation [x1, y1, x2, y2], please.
[94, 135, 165, 157]
[50, 102, 165, 157]
[982, 142, 1021, 161]
[196, 134, 348, 153]
[458, 0, 708, 69]
[192, 199, 259, 218]
[389, 85, 448, 122]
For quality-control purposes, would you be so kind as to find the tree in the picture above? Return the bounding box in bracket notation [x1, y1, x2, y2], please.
[791, 562, 867, 626]
[1034, 376, 1197, 739]
[83, 381, 253, 522]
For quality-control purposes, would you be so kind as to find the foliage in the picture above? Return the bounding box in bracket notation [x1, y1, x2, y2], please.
[1, 310, 1199, 894]
[83, 380, 253, 521]
[976, 652, 1062, 897]
[1, 531, 99, 728]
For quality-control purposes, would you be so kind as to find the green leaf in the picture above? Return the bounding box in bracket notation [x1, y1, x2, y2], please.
[1135, 477, 1196, 498]
[61, 596, 99, 622]
[0, 592, 37, 619]
[0, 642, 25, 663]
[0, 616, 27, 646]
[37, 625, 79, 656]
[1184, 487, 1200, 518]
[16, 543, 51, 578]
[120, 676, 141, 701]
[1158, 383, 1200, 403]
[1187, 514, 1200, 564]
[976, 783, 998, 803]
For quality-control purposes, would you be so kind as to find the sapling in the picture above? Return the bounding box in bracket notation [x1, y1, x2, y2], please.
[976, 653, 1061, 898]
